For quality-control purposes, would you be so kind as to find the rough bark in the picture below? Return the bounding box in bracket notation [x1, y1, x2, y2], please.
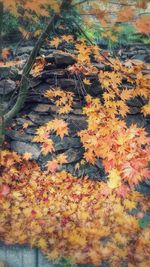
[4, 0, 73, 125]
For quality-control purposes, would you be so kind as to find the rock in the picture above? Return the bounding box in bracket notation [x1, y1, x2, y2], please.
[51, 136, 81, 151]
[131, 54, 147, 61]
[67, 115, 87, 133]
[126, 97, 145, 107]
[65, 148, 83, 164]
[54, 52, 76, 66]
[145, 54, 150, 63]
[136, 183, 150, 195]
[129, 106, 140, 115]
[10, 141, 41, 160]
[0, 79, 16, 95]
[45, 54, 55, 63]
[6, 130, 33, 142]
[144, 180, 150, 187]
[126, 114, 146, 128]
[27, 83, 51, 103]
[15, 118, 34, 126]
[33, 104, 51, 113]
[25, 127, 37, 135]
[46, 78, 77, 89]
[41, 69, 67, 79]
[28, 78, 42, 89]
[17, 46, 34, 55]
[0, 67, 11, 79]
[27, 113, 53, 125]
[75, 162, 106, 180]
[16, 53, 29, 60]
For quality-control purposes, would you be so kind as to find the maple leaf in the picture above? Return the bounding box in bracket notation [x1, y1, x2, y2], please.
[41, 139, 54, 155]
[46, 160, 58, 173]
[22, 122, 29, 129]
[135, 15, 150, 36]
[61, 35, 74, 42]
[141, 103, 150, 116]
[50, 37, 61, 48]
[68, 231, 86, 246]
[117, 7, 135, 23]
[23, 152, 32, 160]
[123, 199, 137, 211]
[1, 48, 10, 60]
[120, 89, 133, 101]
[107, 169, 121, 189]
[0, 185, 10, 196]
[51, 119, 68, 139]
[56, 154, 68, 165]
[83, 78, 91, 85]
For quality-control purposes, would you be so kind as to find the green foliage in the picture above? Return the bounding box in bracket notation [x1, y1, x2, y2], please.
[2, 11, 19, 38]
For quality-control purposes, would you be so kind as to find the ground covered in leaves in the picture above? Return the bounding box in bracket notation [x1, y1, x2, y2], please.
[0, 150, 150, 267]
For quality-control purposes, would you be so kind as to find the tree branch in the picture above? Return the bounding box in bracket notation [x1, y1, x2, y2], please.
[4, 0, 73, 125]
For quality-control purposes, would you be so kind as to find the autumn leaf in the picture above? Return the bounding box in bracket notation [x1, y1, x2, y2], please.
[1, 48, 10, 60]
[22, 122, 29, 129]
[117, 7, 135, 23]
[135, 15, 150, 36]
[41, 139, 54, 155]
[141, 103, 150, 116]
[0, 185, 10, 196]
[23, 152, 32, 160]
[46, 160, 58, 173]
[50, 37, 61, 48]
[83, 78, 91, 85]
[107, 169, 121, 189]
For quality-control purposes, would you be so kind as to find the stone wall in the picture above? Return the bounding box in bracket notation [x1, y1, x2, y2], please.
[1, 44, 150, 192]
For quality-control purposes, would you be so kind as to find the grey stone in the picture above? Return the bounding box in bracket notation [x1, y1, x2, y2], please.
[33, 104, 51, 113]
[46, 78, 77, 89]
[54, 52, 76, 66]
[67, 115, 87, 133]
[16, 53, 29, 60]
[17, 46, 34, 55]
[131, 54, 147, 61]
[45, 54, 55, 63]
[129, 106, 140, 115]
[0, 79, 16, 95]
[27, 113, 53, 125]
[0, 67, 17, 79]
[10, 141, 41, 160]
[126, 114, 146, 128]
[15, 118, 34, 126]
[65, 148, 83, 163]
[136, 183, 150, 195]
[32, 82, 50, 93]
[41, 69, 67, 79]
[126, 97, 145, 107]
[28, 78, 42, 89]
[6, 130, 33, 142]
[51, 136, 81, 151]
[84, 163, 106, 180]
[25, 127, 36, 135]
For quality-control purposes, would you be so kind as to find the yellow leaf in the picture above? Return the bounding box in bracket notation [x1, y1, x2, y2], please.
[107, 169, 121, 189]
[83, 78, 91, 85]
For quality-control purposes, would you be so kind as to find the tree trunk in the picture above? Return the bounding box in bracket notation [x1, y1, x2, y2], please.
[4, 0, 73, 126]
